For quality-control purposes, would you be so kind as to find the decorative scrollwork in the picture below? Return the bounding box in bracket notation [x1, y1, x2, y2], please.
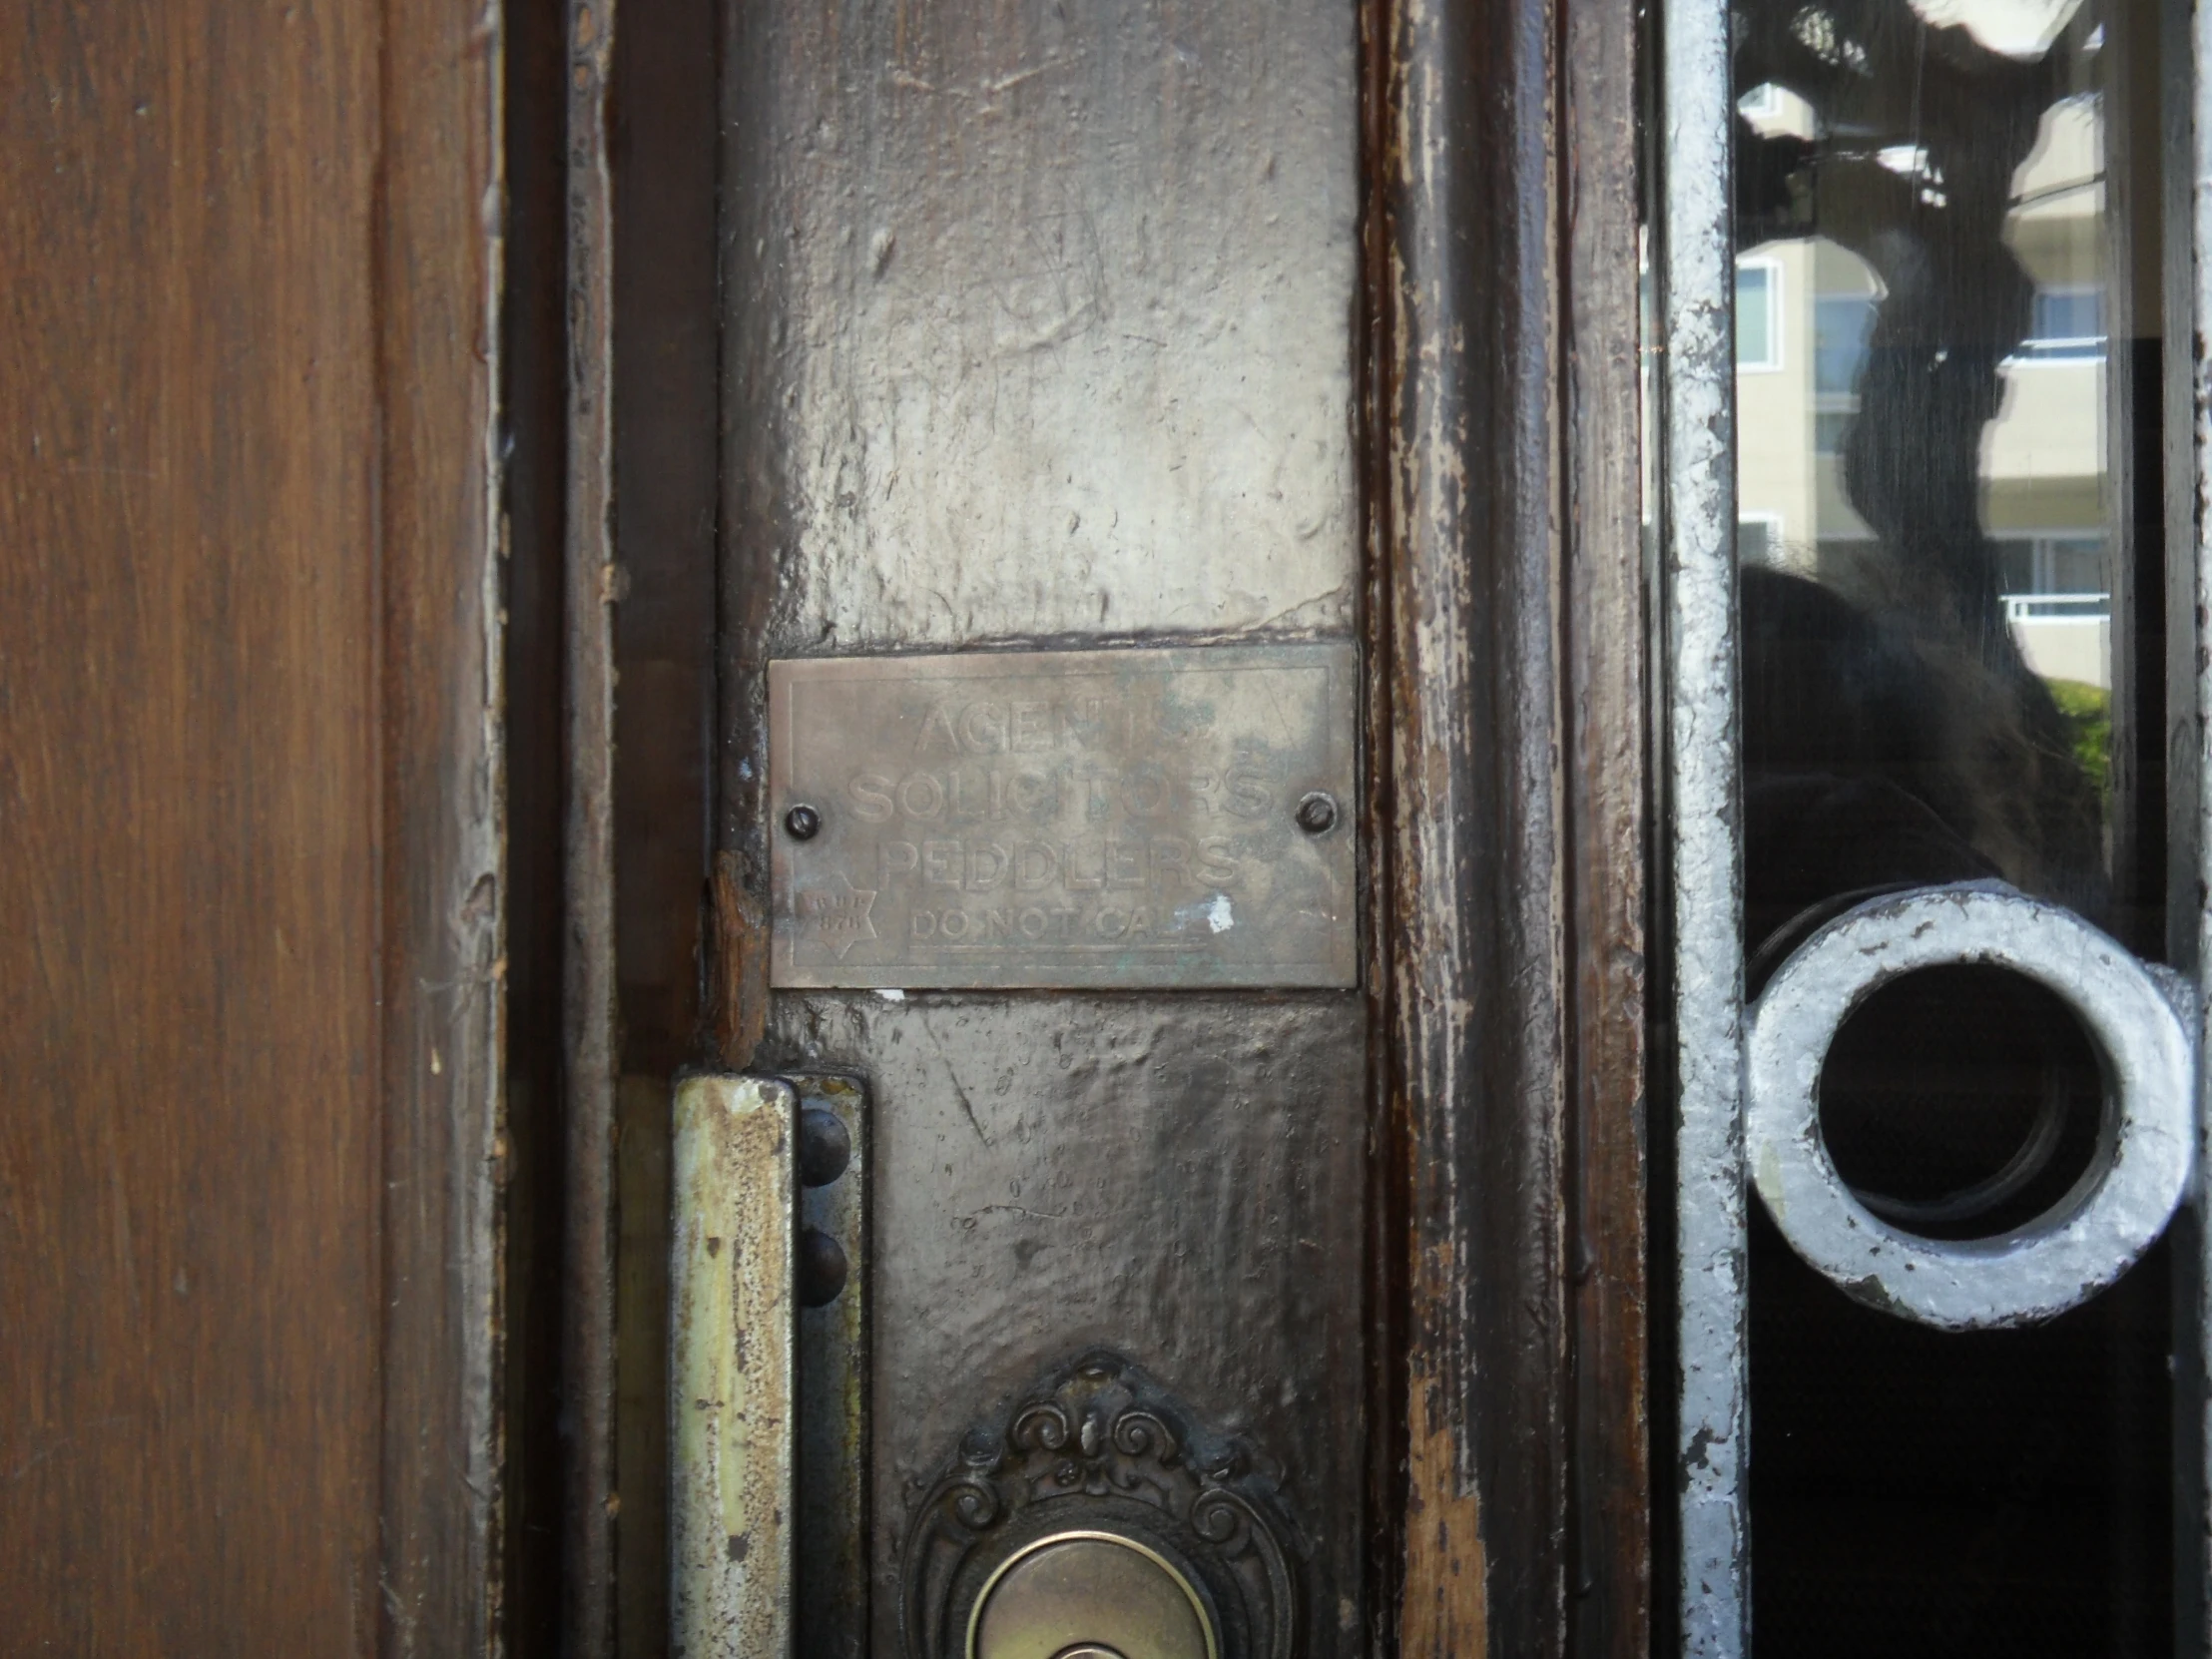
[1009, 1402, 1070, 1453]
[899, 1351, 1306, 1659]
[946, 1478, 1000, 1532]
[1190, 1489, 1249, 1548]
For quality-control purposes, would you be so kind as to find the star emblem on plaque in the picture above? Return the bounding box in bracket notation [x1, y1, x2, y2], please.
[793, 871, 878, 959]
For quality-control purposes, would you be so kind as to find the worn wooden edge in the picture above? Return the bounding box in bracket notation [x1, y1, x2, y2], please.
[1375, 0, 1578, 1647]
[1357, 0, 1410, 1645]
[1560, 0, 1654, 1646]
[374, 0, 510, 1652]
[709, 0, 793, 1071]
[566, 0, 624, 1652]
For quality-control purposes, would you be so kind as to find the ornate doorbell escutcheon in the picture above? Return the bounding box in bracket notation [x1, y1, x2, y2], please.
[900, 1352, 1304, 1659]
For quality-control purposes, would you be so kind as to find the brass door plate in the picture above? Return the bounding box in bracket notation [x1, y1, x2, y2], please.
[968, 1531, 1218, 1659]
[768, 644, 1358, 989]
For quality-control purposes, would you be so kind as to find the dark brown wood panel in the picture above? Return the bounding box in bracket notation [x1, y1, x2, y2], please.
[1561, 0, 1653, 1645]
[0, 2, 504, 1651]
[566, 1, 623, 1651]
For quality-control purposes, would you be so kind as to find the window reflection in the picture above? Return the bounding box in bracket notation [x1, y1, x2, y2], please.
[1735, 0, 2117, 917]
[1726, 0, 2170, 1647]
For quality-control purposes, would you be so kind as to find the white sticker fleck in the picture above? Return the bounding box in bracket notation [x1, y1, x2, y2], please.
[1174, 893, 1234, 934]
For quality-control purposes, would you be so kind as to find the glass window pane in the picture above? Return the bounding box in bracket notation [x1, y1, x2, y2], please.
[1722, 0, 2167, 1649]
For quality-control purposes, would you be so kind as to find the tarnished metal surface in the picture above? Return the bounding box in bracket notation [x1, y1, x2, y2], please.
[671, 1074, 798, 1659]
[768, 647, 1358, 990]
[1658, 0, 1749, 1640]
[716, 0, 1371, 1651]
[1747, 884, 2194, 1330]
[968, 1532, 1218, 1659]
[901, 1351, 1297, 1659]
[794, 1073, 869, 1659]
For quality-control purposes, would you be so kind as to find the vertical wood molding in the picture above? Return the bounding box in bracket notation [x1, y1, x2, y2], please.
[565, 0, 623, 1651]
[377, 0, 509, 1651]
[1376, 0, 1647, 1647]
[1561, 0, 1654, 1640]
[1379, 0, 1570, 1645]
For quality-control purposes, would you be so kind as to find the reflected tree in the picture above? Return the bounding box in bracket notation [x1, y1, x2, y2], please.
[1731, 0, 2105, 924]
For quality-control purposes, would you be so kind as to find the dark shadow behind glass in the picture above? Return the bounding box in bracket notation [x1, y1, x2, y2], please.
[1729, 0, 2174, 1649]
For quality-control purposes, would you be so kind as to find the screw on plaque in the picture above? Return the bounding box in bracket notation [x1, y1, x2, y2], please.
[784, 804, 823, 840]
[1295, 792, 1339, 834]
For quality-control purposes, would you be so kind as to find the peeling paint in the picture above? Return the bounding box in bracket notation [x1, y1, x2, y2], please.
[1660, 0, 1749, 1636]
[1746, 883, 2193, 1330]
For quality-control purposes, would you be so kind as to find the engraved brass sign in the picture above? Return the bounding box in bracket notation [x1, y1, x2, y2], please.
[768, 644, 1357, 989]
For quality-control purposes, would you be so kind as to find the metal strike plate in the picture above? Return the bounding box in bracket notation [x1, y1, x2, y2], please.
[768, 644, 1358, 989]
[795, 1073, 869, 1659]
[671, 1074, 798, 1658]
[671, 1072, 871, 1659]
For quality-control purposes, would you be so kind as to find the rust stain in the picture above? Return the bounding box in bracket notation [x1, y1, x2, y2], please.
[710, 850, 769, 1064]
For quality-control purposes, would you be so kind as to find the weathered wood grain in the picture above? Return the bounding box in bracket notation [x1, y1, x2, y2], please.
[378, 0, 508, 1651]
[1561, 0, 1654, 1647]
[565, 1, 622, 1653]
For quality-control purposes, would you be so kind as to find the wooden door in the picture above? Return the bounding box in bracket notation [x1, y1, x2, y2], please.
[0, 0, 1649, 1651]
[586, 0, 1652, 1655]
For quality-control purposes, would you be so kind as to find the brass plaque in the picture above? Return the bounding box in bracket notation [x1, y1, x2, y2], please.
[768, 644, 1357, 989]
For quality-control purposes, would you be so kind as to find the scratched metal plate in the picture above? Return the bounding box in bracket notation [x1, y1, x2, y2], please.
[769, 644, 1358, 988]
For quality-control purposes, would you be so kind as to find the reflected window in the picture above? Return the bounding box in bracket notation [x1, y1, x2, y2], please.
[1811, 292, 1876, 454]
[1812, 294, 1875, 396]
[1735, 260, 1782, 370]
[1738, 515, 1782, 566]
[2018, 283, 2106, 360]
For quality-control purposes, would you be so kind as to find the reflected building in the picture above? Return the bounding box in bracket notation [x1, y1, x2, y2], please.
[1737, 77, 2110, 692]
